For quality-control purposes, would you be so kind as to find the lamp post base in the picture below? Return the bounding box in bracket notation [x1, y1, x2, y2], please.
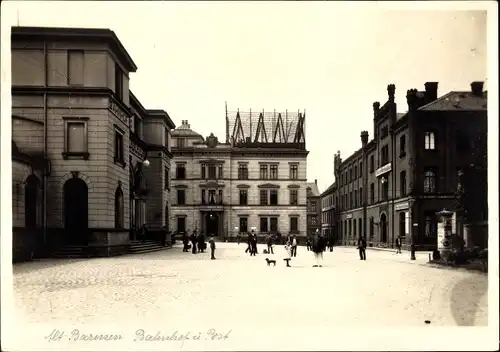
[410, 244, 416, 260]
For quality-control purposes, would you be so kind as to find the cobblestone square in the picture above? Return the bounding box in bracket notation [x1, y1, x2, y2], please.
[13, 243, 488, 328]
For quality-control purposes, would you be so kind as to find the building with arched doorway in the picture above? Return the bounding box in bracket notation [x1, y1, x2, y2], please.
[11, 26, 175, 261]
[170, 108, 309, 241]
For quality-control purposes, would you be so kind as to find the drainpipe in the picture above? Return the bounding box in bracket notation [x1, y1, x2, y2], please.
[43, 40, 48, 253]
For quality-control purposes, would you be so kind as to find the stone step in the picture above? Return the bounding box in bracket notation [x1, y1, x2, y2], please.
[129, 247, 167, 254]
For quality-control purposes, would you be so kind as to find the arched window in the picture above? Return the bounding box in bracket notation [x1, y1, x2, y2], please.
[115, 186, 124, 228]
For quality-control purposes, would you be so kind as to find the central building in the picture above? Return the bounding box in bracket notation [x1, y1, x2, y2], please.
[169, 108, 308, 241]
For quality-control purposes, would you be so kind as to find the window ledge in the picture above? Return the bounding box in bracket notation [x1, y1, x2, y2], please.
[114, 158, 126, 168]
[62, 152, 89, 160]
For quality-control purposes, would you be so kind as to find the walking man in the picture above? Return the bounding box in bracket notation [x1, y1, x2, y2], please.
[245, 233, 252, 254]
[209, 235, 216, 260]
[312, 230, 325, 267]
[190, 230, 198, 254]
[250, 231, 258, 256]
[357, 236, 367, 260]
[395, 235, 402, 254]
[266, 234, 274, 254]
[182, 232, 189, 252]
[291, 235, 298, 257]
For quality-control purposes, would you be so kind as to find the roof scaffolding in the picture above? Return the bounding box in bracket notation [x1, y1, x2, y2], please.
[225, 107, 306, 148]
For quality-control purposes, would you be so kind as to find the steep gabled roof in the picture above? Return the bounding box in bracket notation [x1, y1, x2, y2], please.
[320, 182, 336, 197]
[419, 91, 487, 111]
[306, 182, 320, 197]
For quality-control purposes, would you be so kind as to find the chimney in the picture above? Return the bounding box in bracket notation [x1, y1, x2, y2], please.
[387, 84, 395, 102]
[471, 81, 484, 97]
[373, 102, 380, 119]
[360, 130, 369, 147]
[424, 82, 438, 102]
[406, 89, 419, 111]
[314, 179, 317, 185]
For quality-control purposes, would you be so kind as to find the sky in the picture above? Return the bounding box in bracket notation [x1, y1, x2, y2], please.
[1, 1, 490, 192]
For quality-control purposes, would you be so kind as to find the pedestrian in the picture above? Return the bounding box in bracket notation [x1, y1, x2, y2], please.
[190, 231, 198, 254]
[357, 236, 367, 260]
[209, 235, 216, 260]
[291, 235, 298, 257]
[283, 240, 292, 267]
[328, 234, 334, 252]
[198, 231, 206, 253]
[266, 234, 274, 254]
[395, 235, 402, 254]
[306, 236, 311, 251]
[182, 232, 189, 252]
[139, 224, 148, 243]
[237, 233, 241, 245]
[250, 231, 258, 256]
[245, 233, 252, 254]
[312, 230, 325, 267]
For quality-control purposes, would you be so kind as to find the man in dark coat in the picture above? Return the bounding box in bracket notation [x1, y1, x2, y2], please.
[245, 233, 252, 254]
[312, 230, 325, 267]
[182, 233, 189, 252]
[266, 234, 274, 254]
[395, 235, 402, 254]
[250, 231, 258, 256]
[198, 232, 206, 253]
[357, 236, 367, 260]
[209, 236, 216, 260]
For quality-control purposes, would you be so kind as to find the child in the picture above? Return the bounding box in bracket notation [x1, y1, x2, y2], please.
[209, 236, 216, 260]
[283, 241, 292, 267]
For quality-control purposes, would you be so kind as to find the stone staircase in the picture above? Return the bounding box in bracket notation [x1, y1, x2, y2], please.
[129, 240, 167, 254]
[52, 246, 89, 258]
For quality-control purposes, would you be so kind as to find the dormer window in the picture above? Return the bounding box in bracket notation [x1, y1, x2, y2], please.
[114, 63, 123, 101]
[177, 138, 186, 148]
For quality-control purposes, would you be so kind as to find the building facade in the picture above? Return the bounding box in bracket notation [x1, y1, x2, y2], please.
[170, 108, 309, 240]
[334, 82, 487, 250]
[11, 26, 175, 262]
[320, 182, 336, 240]
[306, 180, 321, 236]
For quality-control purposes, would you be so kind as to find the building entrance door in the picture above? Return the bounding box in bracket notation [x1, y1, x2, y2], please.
[380, 213, 388, 243]
[205, 212, 219, 236]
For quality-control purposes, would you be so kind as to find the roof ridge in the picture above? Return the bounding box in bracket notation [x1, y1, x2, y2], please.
[417, 91, 455, 111]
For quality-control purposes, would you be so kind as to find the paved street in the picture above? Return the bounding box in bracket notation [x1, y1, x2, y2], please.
[13, 243, 487, 329]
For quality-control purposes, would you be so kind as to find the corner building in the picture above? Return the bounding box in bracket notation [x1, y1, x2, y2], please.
[11, 26, 175, 261]
[170, 108, 308, 241]
[334, 82, 487, 250]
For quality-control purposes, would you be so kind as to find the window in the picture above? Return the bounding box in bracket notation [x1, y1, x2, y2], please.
[399, 212, 406, 237]
[400, 135, 406, 157]
[400, 171, 407, 196]
[270, 189, 278, 205]
[260, 164, 268, 179]
[424, 168, 437, 193]
[349, 192, 353, 208]
[270, 164, 278, 179]
[344, 220, 347, 237]
[239, 217, 248, 233]
[290, 217, 298, 233]
[354, 190, 358, 207]
[164, 167, 169, 190]
[201, 164, 206, 179]
[239, 190, 248, 205]
[67, 50, 84, 85]
[424, 212, 438, 237]
[177, 189, 186, 205]
[260, 190, 268, 205]
[348, 219, 352, 237]
[370, 183, 375, 204]
[380, 178, 389, 201]
[176, 138, 186, 148]
[289, 164, 298, 180]
[381, 125, 389, 139]
[369, 217, 374, 239]
[354, 166, 358, 179]
[456, 167, 463, 191]
[134, 116, 142, 138]
[218, 164, 223, 178]
[114, 130, 124, 164]
[208, 163, 217, 179]
[359, 162, 363, 178]
[349, 168, 353, 182]
[208, 190, 216, 204]
[359, 187, 363, 205]
[164, 127, 169, 148]
[114, 186, 124, 228]
[270, 217, 278, 232]
[238, 164, 248, 180]
[310, 201, 317, 212]
[311, 216, 317, 225]
[381, 145, 389, 165]
[358, 218, 362, 238]
[201, 189, 206, 204]
[114, 63, 123, 101]
[456, 131, 470, 153]
[260, 217, 268, 233]
[425, 131, 436, 150]
[353, 219, 356, 238]
[176, 164, 186, 179]
[289, 189, 298, 205]
[370, 155, 375, 172]
[64, 120, 87, 156]
[177, 217, 186, 233]
[218, 190, 223, 204]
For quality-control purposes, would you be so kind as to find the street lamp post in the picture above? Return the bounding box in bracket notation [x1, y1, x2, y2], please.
[409, 197, 416, 260]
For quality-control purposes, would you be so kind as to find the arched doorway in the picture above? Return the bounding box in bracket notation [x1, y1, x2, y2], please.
[25, 174, 40, 228]
[205, 212, 219, 236]
[380, 213, 388, 243]
[64, 177, 88, 245]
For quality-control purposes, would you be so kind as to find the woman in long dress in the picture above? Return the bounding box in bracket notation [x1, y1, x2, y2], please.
[283, 240, 292, 267]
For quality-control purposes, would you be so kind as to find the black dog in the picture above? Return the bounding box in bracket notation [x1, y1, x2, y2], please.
[265, 258, 276, 266]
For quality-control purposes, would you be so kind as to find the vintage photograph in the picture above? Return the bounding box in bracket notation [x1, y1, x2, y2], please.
[1, 1, 497, 351]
